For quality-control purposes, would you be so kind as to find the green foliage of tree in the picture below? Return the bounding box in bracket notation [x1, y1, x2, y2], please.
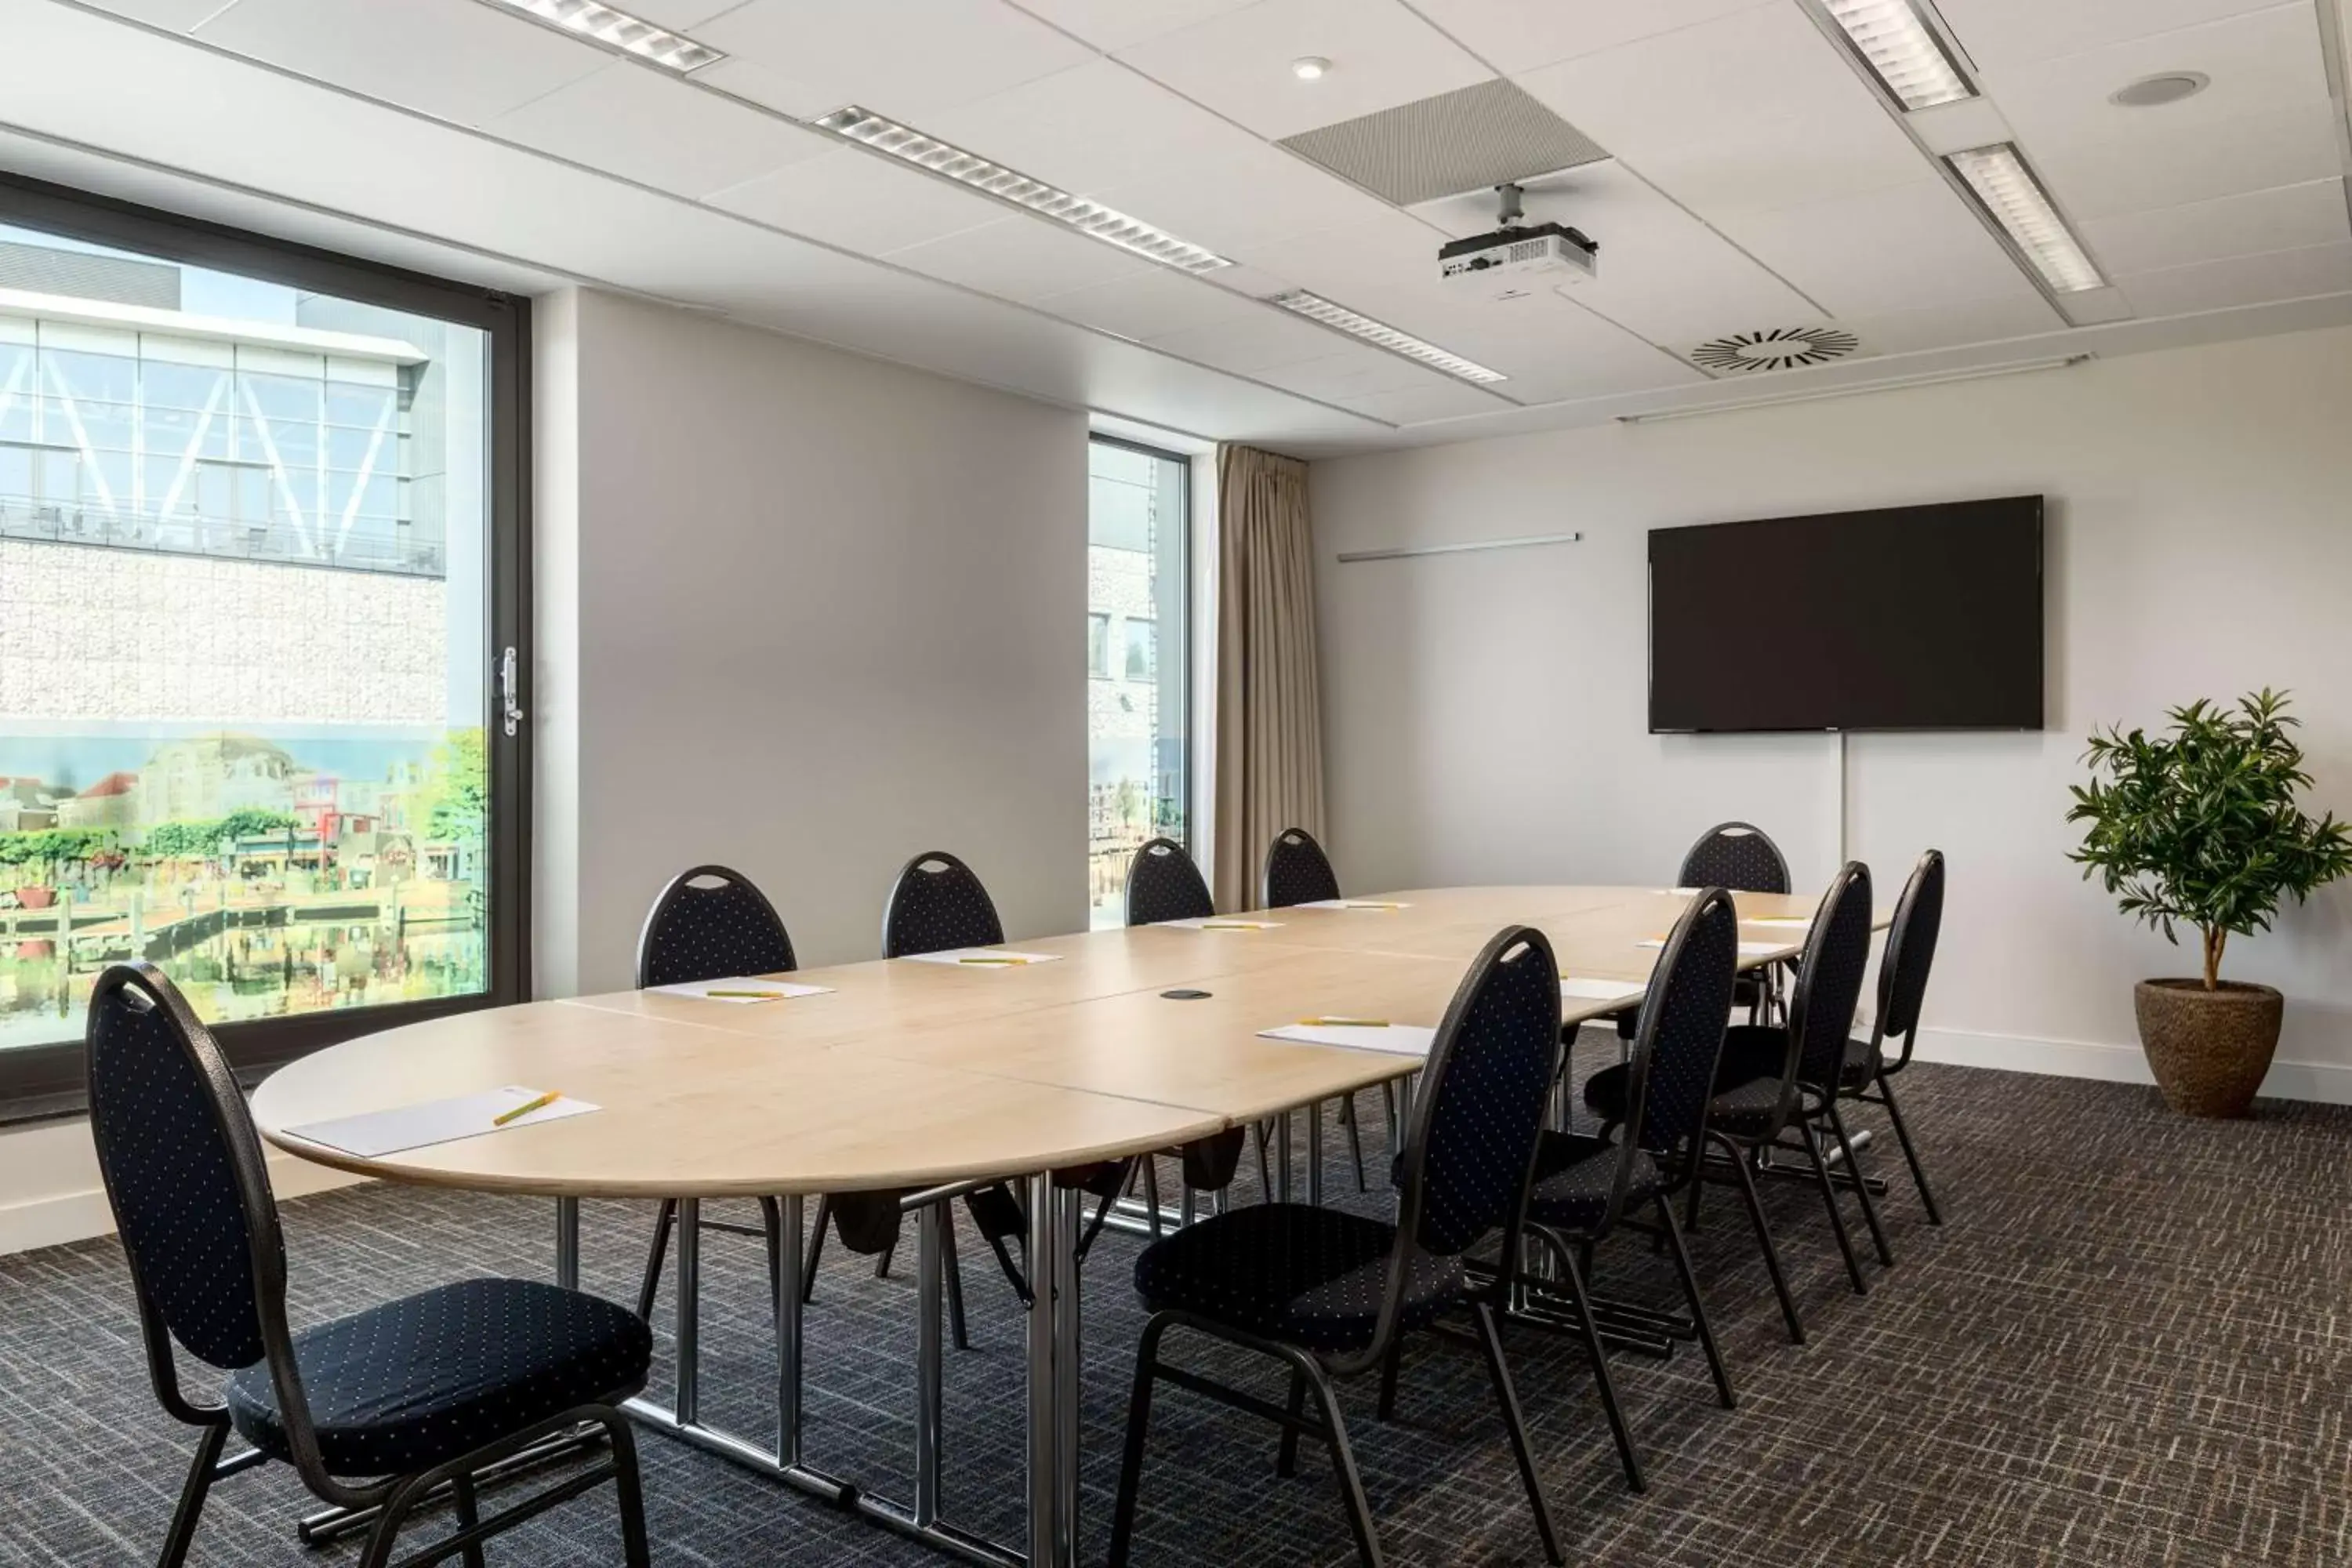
[218, 808, 296, 843]
[417, 728, 488, 845]
[0, 826, 117, 879]
[2067, 689, 2352, 990]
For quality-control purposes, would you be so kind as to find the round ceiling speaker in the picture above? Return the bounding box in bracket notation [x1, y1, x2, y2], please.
[1689, 326, 1862, 375]
[2110, 72, 2209, 108]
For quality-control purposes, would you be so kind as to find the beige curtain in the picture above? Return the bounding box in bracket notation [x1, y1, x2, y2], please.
[1212, 444, 1327, 913]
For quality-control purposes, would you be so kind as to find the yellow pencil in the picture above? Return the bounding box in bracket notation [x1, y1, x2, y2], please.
[706, 989, 786, 1000]
[494, 1091, 561, 1127]
[959, 956, 1025, 966]
[1203, 921, 1269, 930]
[1301, 1016, 1389, 1027]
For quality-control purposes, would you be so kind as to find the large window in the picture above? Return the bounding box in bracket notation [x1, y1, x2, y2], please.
[0, 174, 528, 1116]
[1087, 437, 1189, 927]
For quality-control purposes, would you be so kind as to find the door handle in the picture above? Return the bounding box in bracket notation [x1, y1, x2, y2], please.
[500, 646, 524, 738]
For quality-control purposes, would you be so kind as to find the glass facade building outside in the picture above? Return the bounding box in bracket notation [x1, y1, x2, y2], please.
[1087, 438, 1189, 928]
[0, 220, 491, 1054]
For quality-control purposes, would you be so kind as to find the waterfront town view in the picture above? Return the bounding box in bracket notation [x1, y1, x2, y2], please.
[0, 223, 489, 1051]
[1085, 440, 1189, 927]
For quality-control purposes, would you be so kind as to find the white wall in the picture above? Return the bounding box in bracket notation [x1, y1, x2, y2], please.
[535, 289, 1089, 994]
[1312, 327, 2352, 1097]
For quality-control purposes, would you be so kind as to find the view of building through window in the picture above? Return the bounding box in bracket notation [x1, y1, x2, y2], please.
[1087, 439, 1188, 927]
[0, 220, 490, 1051]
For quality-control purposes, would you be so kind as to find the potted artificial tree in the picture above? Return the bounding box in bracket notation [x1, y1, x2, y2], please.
[2067, 689, 2352, 1117]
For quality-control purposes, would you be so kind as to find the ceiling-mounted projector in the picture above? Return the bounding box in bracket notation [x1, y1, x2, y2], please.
[1439, 181, 1598, 299]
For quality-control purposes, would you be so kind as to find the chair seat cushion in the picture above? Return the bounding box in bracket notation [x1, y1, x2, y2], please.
[1841, 1036, 1884, 1088]
[225, 1278, 651, 1477]
[1582, 1025, 1793, 1141]
[1526, 1131, 1665, 1235]
[1133, 1203, 1461, 1354]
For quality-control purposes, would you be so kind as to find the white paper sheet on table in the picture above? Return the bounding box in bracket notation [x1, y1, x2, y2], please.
[1560, 977, 1647, 1004]
[649, 977, 834, 1003]
[1161, 916, 1286, 931]
[1259, 1022, 1438, 1058]
[288, 1086, 600, 1159]
[900, 949, 1064, 967]
[1741, 916, 1810, 930]
[1639, 938, 1788, 956]
[1651, 887, 1701, 896]
[1294, 899, 1414, 912]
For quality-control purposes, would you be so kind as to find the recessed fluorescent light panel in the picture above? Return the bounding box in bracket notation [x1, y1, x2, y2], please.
[1820, 0, 1974, 110]
[1268, 292, 1507, 385]
[813, 107, 1231, 274]
[1946, 143, 2104, 293]
[487, 0, 723, 72]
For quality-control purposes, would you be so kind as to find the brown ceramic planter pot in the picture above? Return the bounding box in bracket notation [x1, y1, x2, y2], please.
[2133, 978, 2284, 1118]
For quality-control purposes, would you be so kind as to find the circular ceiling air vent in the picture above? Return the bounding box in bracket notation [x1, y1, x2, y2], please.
[2110, 72, 2209, 108]
[1690, 326, 1862, 374]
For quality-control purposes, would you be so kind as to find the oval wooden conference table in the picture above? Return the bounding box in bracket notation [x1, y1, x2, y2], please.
[252, 884, 1836, 1568]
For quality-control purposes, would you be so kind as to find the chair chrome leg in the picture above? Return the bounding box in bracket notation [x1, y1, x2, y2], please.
[1800, 1119, 1870, 1294]
[675, 1197, 703, 1424]
[1718, 1132, 1805, 1344]
[1472, 1301, 1565, 1565]
[160, 1420, 228, 1568]
[449, 1472, 488, 1568]
[1875, 1077, 1945, 1225]
[634, 1199, 676, 1322]
[1656, 1196, 1735, 1410]
[916, 1200, 946, 1526]
[1824, 1100, 1894, 1267]
[1555, 1249, 1646, 1494]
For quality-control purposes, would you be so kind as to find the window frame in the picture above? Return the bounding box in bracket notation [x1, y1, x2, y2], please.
[1086, 431, 1192, 861]
[0, 171, 531, 1123]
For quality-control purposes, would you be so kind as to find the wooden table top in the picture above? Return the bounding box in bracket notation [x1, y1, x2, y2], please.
[251, 884, 1855, 1199]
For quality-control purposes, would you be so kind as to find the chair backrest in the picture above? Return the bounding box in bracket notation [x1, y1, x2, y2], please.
[1872, 849, 1946, 1067]
[1778, 862, 1875, 1112]
[1395, 927, 1562, 1273]
[883, 850, 1005, 957]
[1125, 837, 1214, 927]
[1676, 822, 1791, 895]
[1261, 826, 1340, 909]
[1620, 888, 1742, 1171]
[635, 865, 797, 988]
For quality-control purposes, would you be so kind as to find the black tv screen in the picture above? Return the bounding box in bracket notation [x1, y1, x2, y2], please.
[1649, 496, 2044, 733]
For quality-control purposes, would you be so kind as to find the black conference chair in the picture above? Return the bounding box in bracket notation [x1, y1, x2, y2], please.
[1108, 927, 1568, 1568]
[86, 963, 652, 1568]
[1503, 887, 1742, 1494]
[1617, 820, 1792, 1042]
[1125, 837, 1248, 1226]
[1838, 849, 1947, 1226]
[632, 865, 793, 1323]
[826, 851, 1127, 1307]
[1259, 826, 1374, 1196]
[1586, 862, 1878, 1342]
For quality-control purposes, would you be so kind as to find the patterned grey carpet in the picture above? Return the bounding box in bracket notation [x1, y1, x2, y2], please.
[4, 1047, 2347, 1567]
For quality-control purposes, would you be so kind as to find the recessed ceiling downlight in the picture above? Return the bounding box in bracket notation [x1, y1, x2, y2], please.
[1690, 326, 1863, 374]
[2110, 72, 2209, 108]
[1292, 56, 1331, 81]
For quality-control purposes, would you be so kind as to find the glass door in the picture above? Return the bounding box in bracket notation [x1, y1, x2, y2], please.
[1087, 437, 1189, 927]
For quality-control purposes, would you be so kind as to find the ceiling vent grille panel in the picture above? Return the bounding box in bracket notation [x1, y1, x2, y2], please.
[1686, 326, 1864, 376]
[1276, 81, 1609, 207]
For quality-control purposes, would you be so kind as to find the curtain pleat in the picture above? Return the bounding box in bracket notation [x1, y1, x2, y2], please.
[1212, 444, 1326, 913]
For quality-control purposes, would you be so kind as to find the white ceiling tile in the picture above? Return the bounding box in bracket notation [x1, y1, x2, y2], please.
[2114, 239, 2352, 316]
[1221, 205, 1451, 300]
[2079, 179, 2350, 275]
[1089, 140, 1403, 257]
[917, 59, 1266, 197]
[706, 147, 1010, 254]
[78, 0, 225, 28]
[1412, 161, 1823, 346]
[1933, 0, 2288, 71]
[1337, 380, 1512, 423]
[1836, 292, 2066, 357]
[695, 0, 1098, 122]
[1313, 283, 1703, 399]
[194, 0, 608, 125]
[2058, 286, 2136, 325]
[1403, 0, 1777, 74]
[688, 55, 839, 119]
[1254, 346, 1455, 399]
[1034, 269, 1265, 339]
[613, 0, 743, 27]
[1714, 178, 2045, 316]
[1115, 0, 1492, 141]
[2026, 102, 2343, 221]
[1010, 0, 1261, 53]
[884, 215, 1159, 303]
[1143, 310, 1356, 372]
[484, 62, 833, 198]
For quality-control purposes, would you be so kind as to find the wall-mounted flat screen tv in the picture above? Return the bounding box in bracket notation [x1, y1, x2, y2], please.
[1650, 495, 2044, 733]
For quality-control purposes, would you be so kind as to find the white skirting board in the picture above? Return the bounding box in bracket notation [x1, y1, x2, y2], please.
[1911, 1027, 2352, 1106]
[0, 1120, 367, 1257]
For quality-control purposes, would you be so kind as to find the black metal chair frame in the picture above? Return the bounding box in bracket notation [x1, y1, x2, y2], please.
[87, 963, 650, 1568]
[1837, 849, 1947, 1227]
[1108, 927, 1569, 1568]
[1258, 826, 1379, 1198]
[1123, 837, 1249, 1231]
[1493, 889, 1744, 1494]
[1689, 862, 1882, 1341]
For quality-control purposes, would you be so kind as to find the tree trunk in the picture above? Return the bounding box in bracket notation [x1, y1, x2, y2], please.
[2201, 927, 2226, 992]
